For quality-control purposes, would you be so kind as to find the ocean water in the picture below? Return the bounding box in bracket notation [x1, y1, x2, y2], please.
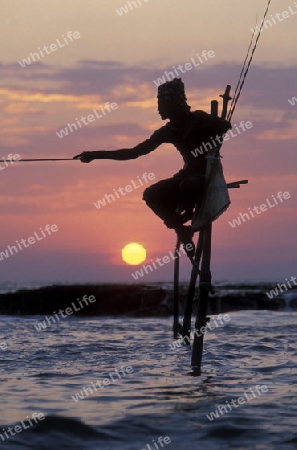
[0, 310, 296, 449]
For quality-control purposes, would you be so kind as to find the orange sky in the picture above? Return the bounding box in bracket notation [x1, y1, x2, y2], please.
[0, 0, 296, 283]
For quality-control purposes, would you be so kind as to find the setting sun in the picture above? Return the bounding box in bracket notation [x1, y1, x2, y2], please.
[122, 243, 146, 265]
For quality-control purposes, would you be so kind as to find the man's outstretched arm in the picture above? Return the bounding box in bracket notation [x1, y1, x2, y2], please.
[74, 127, 169, 163]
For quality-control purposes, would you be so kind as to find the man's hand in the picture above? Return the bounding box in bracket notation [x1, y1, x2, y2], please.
[73, 151, 94, 163]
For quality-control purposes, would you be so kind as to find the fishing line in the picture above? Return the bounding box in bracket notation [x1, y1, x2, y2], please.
[228, 16, 258, 115]
[0, 158, 75, 162]
[227, 0, 273, 122]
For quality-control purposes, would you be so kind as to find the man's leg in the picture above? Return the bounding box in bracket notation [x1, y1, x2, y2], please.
[176, 174, 205, 257]
[178, 174, 205, 207]
[143, 177, 195, 257]
[143, 177, 181, 228]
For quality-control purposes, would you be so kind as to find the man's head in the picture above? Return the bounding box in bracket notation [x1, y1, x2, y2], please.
[157, 78, 191, 120]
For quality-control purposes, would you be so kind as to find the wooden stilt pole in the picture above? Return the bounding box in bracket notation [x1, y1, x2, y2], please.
[191, 222, 212, 367]
[191, 100, 218, 367]
[191, 91, 231, 368]
[174, 86, 236, 368]
[181, 229, 203, 341]
[173, 236, 180, 338]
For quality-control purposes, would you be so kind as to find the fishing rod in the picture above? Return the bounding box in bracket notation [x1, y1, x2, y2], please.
[228, 17, 258, 115]
[0, 158, 75, 162]
[227, 0, 273, 121]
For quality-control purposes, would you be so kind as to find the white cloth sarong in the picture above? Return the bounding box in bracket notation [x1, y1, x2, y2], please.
[191, 147, 230, 232]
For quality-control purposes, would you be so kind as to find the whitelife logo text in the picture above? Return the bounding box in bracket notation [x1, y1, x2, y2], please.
[266, 277, 297, 299]
[0, 224, 58, 261]
[0, 153, 21, 171]
[94, 172, 155, 209]
[228, 191, 291, 228]
[206, 385, 268, 421]
[0, 412, 45, 443]
[56, 102, 118, 139]
[251, 2, 297, 35]
[131, 245, 193, 280]
[116, 0, 150, 16]
[18, 31, 81, 67]
[191, 121, 253, 157]
[153, 50, 215, 87]
[34, 295, 97, 331]
[71, 365, 134, 402]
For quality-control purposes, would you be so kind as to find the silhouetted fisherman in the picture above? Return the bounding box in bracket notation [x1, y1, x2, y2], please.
[74, 78, 231, 257]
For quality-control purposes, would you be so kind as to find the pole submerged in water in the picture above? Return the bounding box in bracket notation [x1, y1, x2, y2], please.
[191, 99, 219, 368]
[173, 237, 180, 339]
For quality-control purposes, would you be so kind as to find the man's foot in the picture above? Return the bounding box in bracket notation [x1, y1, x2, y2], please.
[176, 225, 195, 258]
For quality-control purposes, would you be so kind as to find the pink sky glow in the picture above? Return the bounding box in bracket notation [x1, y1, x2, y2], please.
[0, 0, 296, 283]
